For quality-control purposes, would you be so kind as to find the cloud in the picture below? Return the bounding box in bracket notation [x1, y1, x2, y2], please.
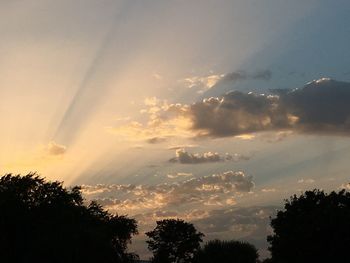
[167, 172, 193, 179]
[217, 69, 272, 84]
[298, 178, 315, 184]
[81, 173, 276, 258]
[191, 206, 278, 257]
[82, 171, 254, 214]
[192, 206, 276, 235]
[47, 141, 67, 155]
[234, 134, 256, 140]
[251, 70, 272, 80]
[181, 70, 272, 93]
[167, 144, 199, 150]
[85, 190, 277, 255]
[190, 78, 350, 137]
[181, 74, 225, 92]
[144, 96, 160, 106]
[339, 183, 350, 190]
[261, 188, 277, 193]
[146, 137, 168, 144]
[130, 205, 278, 260]
[189, 93, 280, 137]
[153, 210, 178, 217]
[125, 204, 278, 259]
[169, 148, 250, 164]
[169, 149, 220, 163]
[152, 73, 163, 80]
[278, 78, 350, 135]
[263, 131, 294, 143]
[109, 98, 193, 143]
[112, 78, 350, 141]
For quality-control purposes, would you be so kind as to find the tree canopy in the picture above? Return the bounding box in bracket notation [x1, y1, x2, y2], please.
[4, 173, 349, 263]
[0, 173, 138, 263]
[267, 189, 350, 263]
[146, 219, 204, 263]
[195, 239, 258, 263]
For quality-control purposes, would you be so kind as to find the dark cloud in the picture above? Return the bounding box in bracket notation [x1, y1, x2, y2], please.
[169, 149, 250, 164]
[190, 92, 281, 137]
[252, 70, 272, 80]
[201, 69, 272, 97]
[219, 69, 272, 83]
[279, 78, 350, 134]
[220, 71, 247, 82]
[189, 78, 350, 137]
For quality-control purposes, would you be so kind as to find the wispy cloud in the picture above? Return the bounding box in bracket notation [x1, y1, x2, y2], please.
[167, 144, 199, 150]
[181, 70, 272, 93]
[181, 74, 225, 93]
[261, 188, 277, 193]
[47, 141, 67, 156]
[298, 178, 315, 184]
[167, 172, 193, 179]
[108, 97, 192, 142]
[82, 170, 254, 214]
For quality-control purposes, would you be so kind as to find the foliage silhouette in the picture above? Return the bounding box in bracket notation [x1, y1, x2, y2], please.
[267, 189, 350, 263]
[195, 239, 258, 263]
[146, 219, 204, 263]
[0, 173, 138, 263]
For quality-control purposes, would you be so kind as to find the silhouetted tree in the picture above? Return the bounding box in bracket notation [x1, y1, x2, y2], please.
[267, 189, 350, 263]
[195, 239, 258, 263]
[146, 219, 204, 263]
[0, 173, 138, 263]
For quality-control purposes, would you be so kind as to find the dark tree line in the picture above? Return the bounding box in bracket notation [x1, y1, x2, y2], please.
[266, 189, 350, 263]
[195, 240, 258, 263]
[0, 173, 349, 263]
[0, 173, 138, 263]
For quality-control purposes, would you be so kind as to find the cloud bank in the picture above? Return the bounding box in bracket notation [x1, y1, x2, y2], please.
[82, 171, 254, 214]
[192, 78, 350, 137]
[113, 78, 350, 141]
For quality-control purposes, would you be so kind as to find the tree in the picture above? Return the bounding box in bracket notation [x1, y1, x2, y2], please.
[146, 219, 204, 263]
[267, 189, 350, 263]
[195, 239, 258, 263]
[0, 173, 138, 263]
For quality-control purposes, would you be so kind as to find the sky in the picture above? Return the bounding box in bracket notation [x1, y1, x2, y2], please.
[1, 0, 350, 258]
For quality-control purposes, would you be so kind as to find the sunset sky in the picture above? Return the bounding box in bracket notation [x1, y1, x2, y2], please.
[1, 0, 350, 257]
